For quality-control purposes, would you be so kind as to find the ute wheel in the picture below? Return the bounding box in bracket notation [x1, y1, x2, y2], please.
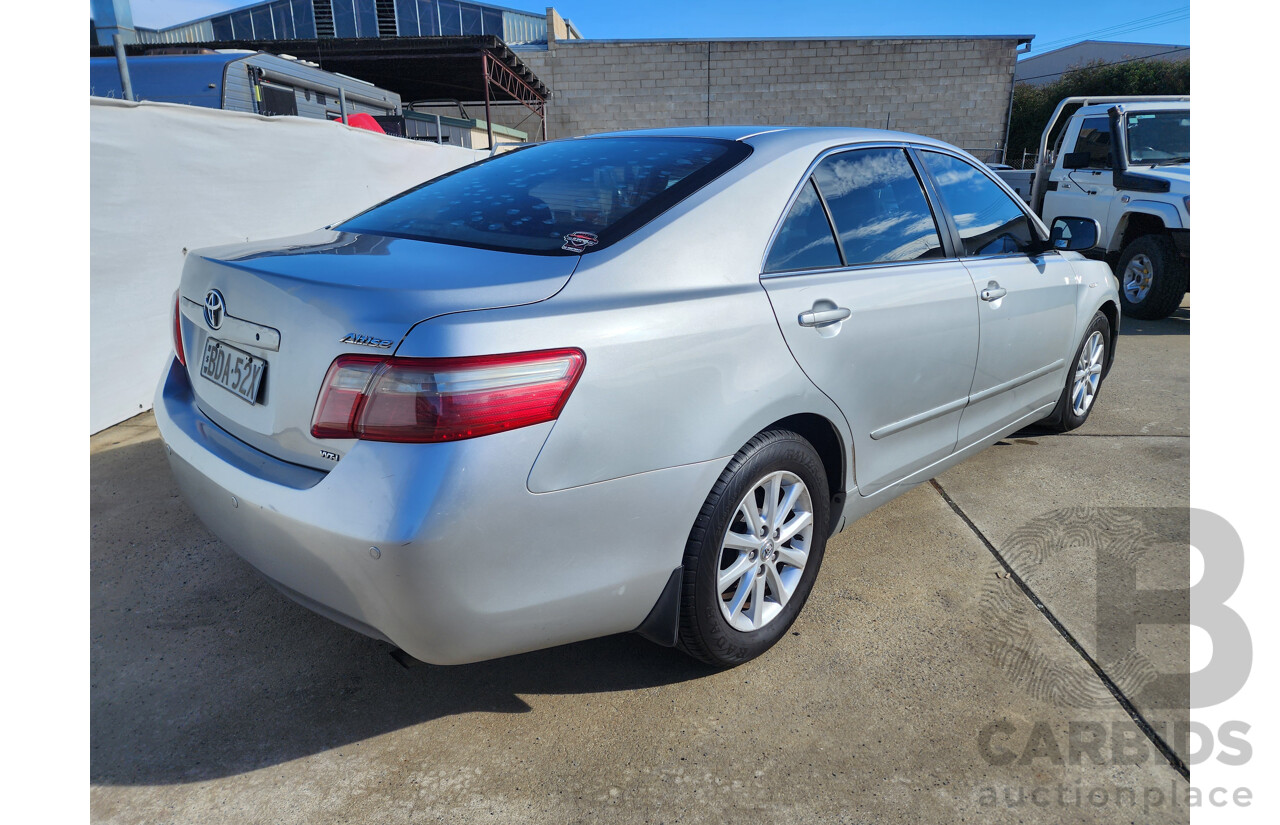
[1040, 311, 1111, 433]
[1116, 234, 1186, 320]
[677, 430, 830, 667]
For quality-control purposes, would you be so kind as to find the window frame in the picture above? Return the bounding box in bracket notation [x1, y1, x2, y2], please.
[1071, 116, 1113, 170]
[761, 178, 844, 275]
[910, 146, 1051, 262]
[1122, 109, 1191, 166]
[811, 146, 950, 270]
[257, 81, 298, 117]
[760, 142, 961, 278]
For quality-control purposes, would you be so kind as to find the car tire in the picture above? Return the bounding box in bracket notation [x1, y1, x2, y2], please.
[1116, 234, 1187, 320]
[1040, 311, 1111, 433]
[677, 430, 830, 667]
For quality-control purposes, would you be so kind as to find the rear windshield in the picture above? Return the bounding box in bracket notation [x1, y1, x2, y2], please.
[338, 137, 751, 255]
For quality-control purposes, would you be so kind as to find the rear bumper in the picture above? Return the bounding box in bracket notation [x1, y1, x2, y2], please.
[154, 358, 727, 664]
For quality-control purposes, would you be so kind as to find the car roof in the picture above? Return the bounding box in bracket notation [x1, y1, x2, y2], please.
[580, 125, 790, 141]
[575, 125, 962, 154]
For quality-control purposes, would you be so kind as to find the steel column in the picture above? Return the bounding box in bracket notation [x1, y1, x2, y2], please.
[113, 35, 135, 101]
[482, 53, 494, 150]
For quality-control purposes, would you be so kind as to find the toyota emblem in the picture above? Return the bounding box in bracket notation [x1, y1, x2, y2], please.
[204, 289, 225, 330]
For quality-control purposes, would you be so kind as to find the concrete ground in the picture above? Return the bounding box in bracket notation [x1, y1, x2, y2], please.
[91, 301, 1190, 824]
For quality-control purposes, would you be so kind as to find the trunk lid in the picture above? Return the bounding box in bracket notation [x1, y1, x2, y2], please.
[177, 229, 577, 469]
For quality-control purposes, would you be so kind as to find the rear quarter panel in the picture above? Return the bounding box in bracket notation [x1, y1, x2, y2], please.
[393, 144, 851, 494]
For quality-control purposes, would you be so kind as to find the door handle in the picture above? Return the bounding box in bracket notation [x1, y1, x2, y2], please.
[980, 283, 1007, 302]
[798, 307, 852, 327]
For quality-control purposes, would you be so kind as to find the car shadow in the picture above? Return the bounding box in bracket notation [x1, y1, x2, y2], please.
[1119, 304, 1189, 336]
[91, 437, 714, 787]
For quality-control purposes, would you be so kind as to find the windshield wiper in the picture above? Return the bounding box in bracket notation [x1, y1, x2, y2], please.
[1150, 156, 1190, 166]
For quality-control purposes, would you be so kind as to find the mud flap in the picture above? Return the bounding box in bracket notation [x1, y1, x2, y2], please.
[633, 568, 683, 647]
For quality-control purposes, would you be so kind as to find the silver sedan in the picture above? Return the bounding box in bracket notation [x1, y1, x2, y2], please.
[156, 126, 1118, 667]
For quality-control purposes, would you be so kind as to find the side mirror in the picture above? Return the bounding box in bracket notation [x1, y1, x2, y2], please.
[1049, 217, 1101, 252]
[1061, 151, 1093, 170]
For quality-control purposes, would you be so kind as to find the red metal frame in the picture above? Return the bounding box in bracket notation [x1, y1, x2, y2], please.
[480, 52, 548, 148]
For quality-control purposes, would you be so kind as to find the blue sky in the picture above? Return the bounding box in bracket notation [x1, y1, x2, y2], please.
[123, 1, 1191, 55]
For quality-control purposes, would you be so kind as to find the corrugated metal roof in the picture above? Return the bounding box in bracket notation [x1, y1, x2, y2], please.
[92, 35, 549, 102]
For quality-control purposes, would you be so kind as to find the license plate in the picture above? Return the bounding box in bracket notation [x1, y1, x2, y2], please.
[200, 338, 266, 405]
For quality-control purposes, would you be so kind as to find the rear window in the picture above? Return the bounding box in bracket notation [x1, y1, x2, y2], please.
[338, 137, 751, 255]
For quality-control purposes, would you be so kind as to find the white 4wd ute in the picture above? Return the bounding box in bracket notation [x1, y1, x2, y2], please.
[999, 96, 1189, 320]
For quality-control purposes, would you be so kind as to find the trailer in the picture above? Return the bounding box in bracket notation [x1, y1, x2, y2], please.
[90, 50, 401, 122]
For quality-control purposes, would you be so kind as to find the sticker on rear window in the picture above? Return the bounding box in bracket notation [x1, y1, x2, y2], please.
[561, 232, 599, 253]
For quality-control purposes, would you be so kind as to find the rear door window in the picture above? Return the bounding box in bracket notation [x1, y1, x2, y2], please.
[338, 137, 749, 255]
[812, 147, 944, 266]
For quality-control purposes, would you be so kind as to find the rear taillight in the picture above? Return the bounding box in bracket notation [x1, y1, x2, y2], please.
[311, 348, 585, 443]
[172, 291, 186, 366]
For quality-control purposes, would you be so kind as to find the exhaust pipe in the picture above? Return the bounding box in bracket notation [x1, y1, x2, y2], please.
[388, 647, 421, 669]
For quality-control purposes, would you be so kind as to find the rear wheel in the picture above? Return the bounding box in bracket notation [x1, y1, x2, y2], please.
[677, 430, 830, 667]
[1116, 234, 1186, 320]
[1040, 311, 1111, 433]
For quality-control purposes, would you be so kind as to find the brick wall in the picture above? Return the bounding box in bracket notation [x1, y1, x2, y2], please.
[515, 37, 1023, 158]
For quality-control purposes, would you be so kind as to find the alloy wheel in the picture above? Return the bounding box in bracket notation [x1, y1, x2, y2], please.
[1071, 330, 1106, 417]
[717, 471, 814, 632]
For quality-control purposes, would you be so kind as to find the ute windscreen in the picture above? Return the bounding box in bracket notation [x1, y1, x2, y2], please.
[337, 137, 750, 255]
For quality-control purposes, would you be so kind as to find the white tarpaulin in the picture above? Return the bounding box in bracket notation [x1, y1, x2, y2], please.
[90, 97, 484, 434]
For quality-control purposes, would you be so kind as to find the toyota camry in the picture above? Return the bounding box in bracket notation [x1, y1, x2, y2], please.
[156, 126, 1118, 667]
